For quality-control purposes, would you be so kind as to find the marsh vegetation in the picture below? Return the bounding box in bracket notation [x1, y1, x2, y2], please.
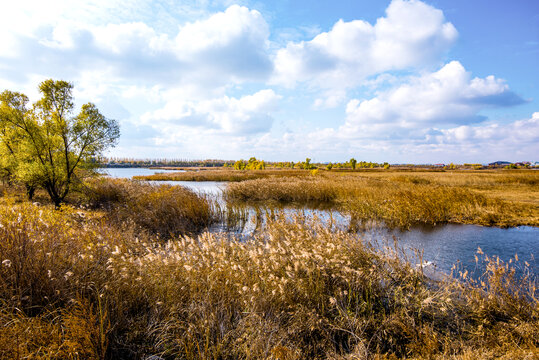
[0, 191, 537, 359]
[0, 169, 538, 359]
[140, 168, 539, 228]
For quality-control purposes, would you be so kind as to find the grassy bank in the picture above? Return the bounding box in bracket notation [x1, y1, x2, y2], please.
[134, 169, 312, 182]
[0, 197, 537, 359]
[225, 173, 539, 228]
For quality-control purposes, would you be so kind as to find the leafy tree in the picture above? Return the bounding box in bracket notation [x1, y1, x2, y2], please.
[0, 80, 120, 206]
[234, 160, 247, 170]
[349, 158, 357, 170]
[326, 162, 333, 170]
[302, 158, 313, 170]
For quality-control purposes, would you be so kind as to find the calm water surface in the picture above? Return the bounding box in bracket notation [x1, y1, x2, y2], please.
[363, 224, 537, 278]
[98, 167, 183, 178]
[100, 168, 538, 277]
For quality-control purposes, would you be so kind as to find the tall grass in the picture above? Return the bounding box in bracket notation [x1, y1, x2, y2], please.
[347, 169, 539, 193]
[134, 169, 312, 182]
[225, 175, 537, 228]
[225, 177, 339, 204]
[0, 199, 537, 359]
[83, 178, 217, 237]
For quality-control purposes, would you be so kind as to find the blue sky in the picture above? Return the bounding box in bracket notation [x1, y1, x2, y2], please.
[0, 0, 537, 163]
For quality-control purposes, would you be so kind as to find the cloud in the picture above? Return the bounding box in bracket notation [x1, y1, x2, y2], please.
[173, 5, 272, 81]
[439, 112, 539, 145]
[0, 4, 272, 90]
[272, 0, 457, 89]
[142, 89, 281, 135]
[233, 112, 539, 163]
[342, 61, 525, 138]
[1, 0, 535, 164]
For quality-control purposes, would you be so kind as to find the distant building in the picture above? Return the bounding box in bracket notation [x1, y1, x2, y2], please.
[488, 161, 512, 166]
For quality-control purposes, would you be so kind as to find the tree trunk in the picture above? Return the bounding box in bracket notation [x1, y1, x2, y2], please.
[44, 182, 62, 208]
[26, 184, 35, 200]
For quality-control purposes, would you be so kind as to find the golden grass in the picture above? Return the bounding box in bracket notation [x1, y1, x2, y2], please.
[225, 171, 539, 228]
[354, 170, 539, 203]
[134, 169, 312, 182]
[83, 177, 217, 237]
[0, 196, 537, 359]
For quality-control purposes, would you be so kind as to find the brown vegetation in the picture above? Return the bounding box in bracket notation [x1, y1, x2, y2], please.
[0, 197, 537, 359]
[224, 170, 539, 228]
[83, 178, 217, 237]
[134, 169, 313, 182]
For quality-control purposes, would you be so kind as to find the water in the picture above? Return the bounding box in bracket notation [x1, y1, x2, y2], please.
[362, 224, 538, 279]
[100, 168, 538, 278]
[98, 167, 184, 178]
[98, 168, 225, 196]
[150, 180, 226, 196]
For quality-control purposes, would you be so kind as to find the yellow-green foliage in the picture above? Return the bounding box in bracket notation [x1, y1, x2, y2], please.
[0, 200, 537, 359]
[0, 81, 119, 207]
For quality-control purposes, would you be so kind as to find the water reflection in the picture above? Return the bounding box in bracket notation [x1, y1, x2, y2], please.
[100, 168, 538, 278]
[361, 223, 537, 279]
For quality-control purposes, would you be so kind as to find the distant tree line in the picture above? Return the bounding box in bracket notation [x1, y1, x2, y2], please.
[100, 157, 538, 171]
[102, 157, 234, 168]
[227, 158, 390, 171]
[100, 157, 396, 171]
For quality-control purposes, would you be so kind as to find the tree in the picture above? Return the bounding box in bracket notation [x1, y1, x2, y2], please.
[234, 160, 247, 170]
[0, 79, 120, 206]
[349, 158, 357, 170]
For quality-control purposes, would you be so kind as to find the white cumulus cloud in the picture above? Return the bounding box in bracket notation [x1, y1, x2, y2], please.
[272, 0, 457, 89]
[142, 89, 281, 135]
[342, 61, 524, 138]
[0, 4, 272, 91]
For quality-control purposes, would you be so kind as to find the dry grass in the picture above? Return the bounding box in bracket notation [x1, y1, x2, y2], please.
[83, 177, 217, 237]
[0, 196, 537, 359]
[225, 172, 539, 228]
[134, 169, 311, 182]
[355, 170, 539, 203]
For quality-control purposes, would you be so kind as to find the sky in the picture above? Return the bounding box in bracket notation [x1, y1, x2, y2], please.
[0, 0, 537, 163]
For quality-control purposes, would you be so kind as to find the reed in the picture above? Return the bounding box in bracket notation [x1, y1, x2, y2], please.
[83, 177, 217, 237]
[224, 175, 538, 228]
[0, 201, 536, 359]
[134, 169, 311, 182]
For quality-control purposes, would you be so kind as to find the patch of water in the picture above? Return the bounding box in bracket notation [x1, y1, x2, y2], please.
[219, 206, 538, 278]
[150, 180, 226, 196]
[98, 167, 184, 178]
[362, 224, 538, 279]
[100, 169, 538, 278]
